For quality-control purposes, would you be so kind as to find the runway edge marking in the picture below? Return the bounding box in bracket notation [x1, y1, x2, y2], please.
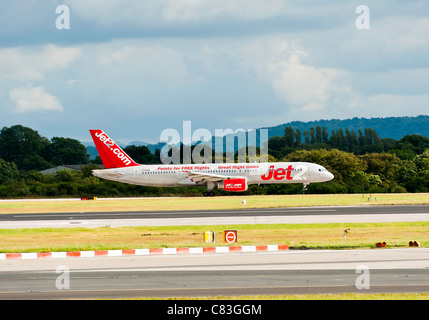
[0, 244, 289, 260]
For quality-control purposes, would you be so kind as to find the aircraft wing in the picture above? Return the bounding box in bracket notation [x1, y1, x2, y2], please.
[186, 171, 232, 184]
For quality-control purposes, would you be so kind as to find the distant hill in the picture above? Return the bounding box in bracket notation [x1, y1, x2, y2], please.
[85, 115, 429, 158]
[262, 115, 429, 140]
[207, 115, 429, 153]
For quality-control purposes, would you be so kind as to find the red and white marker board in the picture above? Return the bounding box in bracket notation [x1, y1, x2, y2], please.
[224, 230, 237, 243]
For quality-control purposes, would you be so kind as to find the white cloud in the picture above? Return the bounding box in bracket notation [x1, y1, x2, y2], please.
[97, 44, 191, 84]
[364, 94, 429, 118]
[237, 39, 349, 115]
[9, 85, 64, 113]
[0, 45, 81, 81]
[0, 0, 426, 143]
[161, 0, 285, 22]
[65, 0, 289, 29]
[335, 15, 429, 72]
[268, 53, 344, 111]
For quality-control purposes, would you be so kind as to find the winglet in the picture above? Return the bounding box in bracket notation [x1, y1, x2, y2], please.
[89, 130, 139, 169]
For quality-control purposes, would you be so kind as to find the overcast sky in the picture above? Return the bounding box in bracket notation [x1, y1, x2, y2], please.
[1, 0, 428, 144]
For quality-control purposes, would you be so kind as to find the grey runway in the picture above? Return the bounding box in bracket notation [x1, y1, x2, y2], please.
[1, 270, 429, 300]
[1, 249, 428, 299]
[1, 204, 429, 228]
[2, 204, 429, 220]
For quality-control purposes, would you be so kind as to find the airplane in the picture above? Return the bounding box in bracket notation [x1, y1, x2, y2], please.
[89, 129, 334, 196]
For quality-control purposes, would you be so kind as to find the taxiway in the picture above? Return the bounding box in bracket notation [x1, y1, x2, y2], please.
[1, 248, 428, 299]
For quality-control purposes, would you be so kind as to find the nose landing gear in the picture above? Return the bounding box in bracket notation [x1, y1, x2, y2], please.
[302, 182, 310, 194]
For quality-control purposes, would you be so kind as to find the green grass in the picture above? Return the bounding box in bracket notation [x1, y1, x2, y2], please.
[1, 221, 428, 253]
[130, 293, 429, 300]
[1, 193, 429, 214]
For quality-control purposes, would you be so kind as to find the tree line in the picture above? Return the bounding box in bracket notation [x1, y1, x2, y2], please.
[269, 126, 384, 159]
[0, 124, 428, 198]
[0, 125, 159, 170]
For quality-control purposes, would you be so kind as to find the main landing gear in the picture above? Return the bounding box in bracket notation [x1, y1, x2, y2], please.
[302, 182, 310, 194]
[203, 181, 216, 197]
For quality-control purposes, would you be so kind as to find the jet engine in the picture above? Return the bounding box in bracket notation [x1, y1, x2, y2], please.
[219, 178, 248, 192]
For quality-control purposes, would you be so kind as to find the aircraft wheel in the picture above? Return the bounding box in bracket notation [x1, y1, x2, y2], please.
[203, 191, 209, 197]
[209, 191, 215, 197]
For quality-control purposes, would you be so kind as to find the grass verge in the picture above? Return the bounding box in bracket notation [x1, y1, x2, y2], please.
[1, 193, 429, 214]
[132, 293, 429, 300]
[1, 221, 427, 253]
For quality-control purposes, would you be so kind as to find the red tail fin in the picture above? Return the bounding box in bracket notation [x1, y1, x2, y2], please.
[89, 130, 139, 169]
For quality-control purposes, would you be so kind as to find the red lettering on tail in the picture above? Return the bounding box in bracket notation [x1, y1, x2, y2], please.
[89, 130, 139, 169]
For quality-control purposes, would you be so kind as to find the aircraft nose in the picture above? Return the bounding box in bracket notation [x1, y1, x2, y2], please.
[326, 171, 334, 181]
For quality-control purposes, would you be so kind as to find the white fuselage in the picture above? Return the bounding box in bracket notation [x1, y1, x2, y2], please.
[92, 162, 334, 187]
